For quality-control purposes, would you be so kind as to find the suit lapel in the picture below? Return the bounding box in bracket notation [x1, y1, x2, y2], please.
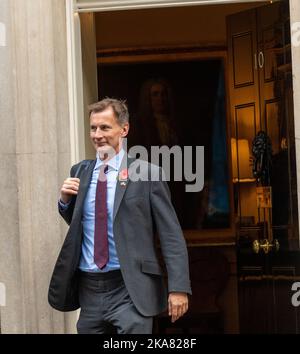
[73, 159, 96, 215]
[113, 155, 135, 220]
[72, 155, 135, 221]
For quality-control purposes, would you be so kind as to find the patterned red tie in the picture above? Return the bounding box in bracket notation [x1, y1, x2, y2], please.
[94, 164, 109, 269]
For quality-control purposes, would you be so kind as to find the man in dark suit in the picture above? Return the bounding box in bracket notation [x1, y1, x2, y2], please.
[48, 98, 191, 334]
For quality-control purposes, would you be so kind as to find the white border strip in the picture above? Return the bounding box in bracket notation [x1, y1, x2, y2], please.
[66, 0, 85, 164]
[0, 22, 6, 47]
[0, 282, 6, 307]
[76, 0, 272, 12]
[66, 0, 79, 164]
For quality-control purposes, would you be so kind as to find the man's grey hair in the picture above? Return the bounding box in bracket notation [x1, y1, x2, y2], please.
[88, 97, 129, 126]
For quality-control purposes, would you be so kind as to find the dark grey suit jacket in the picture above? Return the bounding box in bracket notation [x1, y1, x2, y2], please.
[48, 155, 191, 316]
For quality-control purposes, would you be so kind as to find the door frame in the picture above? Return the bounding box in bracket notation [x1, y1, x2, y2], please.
[66, 0, 271, 163]
[66, 1, 300, 248]
[75, 0, 271, 12]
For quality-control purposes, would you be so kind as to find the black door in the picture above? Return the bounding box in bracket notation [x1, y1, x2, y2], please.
[227, 0, 300, 333]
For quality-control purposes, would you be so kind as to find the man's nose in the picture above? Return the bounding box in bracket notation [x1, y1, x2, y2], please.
[94, 128, 103, 138]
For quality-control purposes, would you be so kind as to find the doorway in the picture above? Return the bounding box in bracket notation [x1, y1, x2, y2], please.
[75, 0, 300, 333]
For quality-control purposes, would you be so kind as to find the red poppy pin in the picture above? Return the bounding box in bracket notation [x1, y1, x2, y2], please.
[118, 168, 128, 186]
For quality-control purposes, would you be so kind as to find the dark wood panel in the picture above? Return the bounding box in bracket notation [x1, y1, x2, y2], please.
[238, 254, 300, 333]
[228, 0, 299, 334]
[235, 103, 257, 140]
[233, 33, 255, 88]
[265, 99, 281, 154]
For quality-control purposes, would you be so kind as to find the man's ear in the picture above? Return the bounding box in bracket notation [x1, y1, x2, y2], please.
[121, 123, 129, 137]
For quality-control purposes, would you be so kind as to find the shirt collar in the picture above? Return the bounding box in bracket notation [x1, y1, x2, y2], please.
[95, 148, 125, 172]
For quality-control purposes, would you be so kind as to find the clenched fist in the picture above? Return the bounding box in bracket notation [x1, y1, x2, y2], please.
[60, 178, 80, 204]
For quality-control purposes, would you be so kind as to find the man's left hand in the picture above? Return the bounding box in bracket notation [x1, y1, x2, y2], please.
[168, 292, 189, 323]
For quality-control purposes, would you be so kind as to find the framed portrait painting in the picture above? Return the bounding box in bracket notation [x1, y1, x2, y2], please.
[97, 46, 234, 244]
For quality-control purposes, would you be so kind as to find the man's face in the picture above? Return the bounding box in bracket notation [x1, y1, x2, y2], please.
[90, 107, 129, 159]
